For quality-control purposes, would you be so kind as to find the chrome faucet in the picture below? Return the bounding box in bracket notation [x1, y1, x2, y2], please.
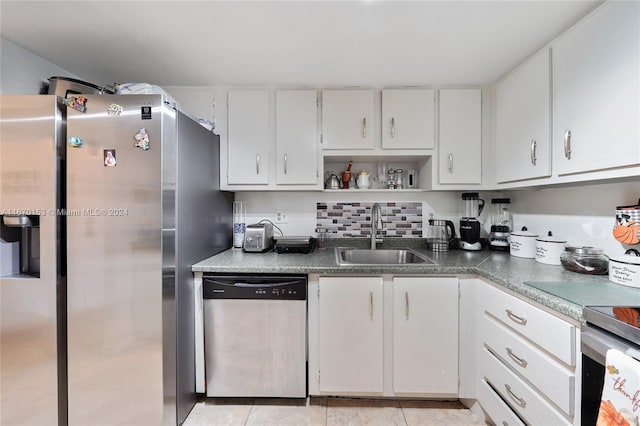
[371, 203, 383, 249]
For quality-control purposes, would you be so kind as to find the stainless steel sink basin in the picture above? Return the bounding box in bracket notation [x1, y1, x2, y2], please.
[335, 248, 435, 265]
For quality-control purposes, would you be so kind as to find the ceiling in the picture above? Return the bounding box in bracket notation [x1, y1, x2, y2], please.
[0, 1, 602, 88]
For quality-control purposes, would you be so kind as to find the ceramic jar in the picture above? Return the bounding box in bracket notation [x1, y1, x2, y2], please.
[609, 249, 640, 288]
[535, 231, 567, 265]
[509, 226, 538, 258]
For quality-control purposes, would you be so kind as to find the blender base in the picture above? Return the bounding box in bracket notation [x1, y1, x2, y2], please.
[459, 241, 483, 251]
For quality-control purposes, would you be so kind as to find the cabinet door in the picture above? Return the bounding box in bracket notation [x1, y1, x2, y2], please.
[318, 276, 383, 393]
[495, 49, 551, 183]
[227, 90, 269, 185]
[554, 1, 640, 175]
[322, 90, 374, 149]
[276, 90, 318, 185]
[382, 89, 435, 149]
[393, 277, 459, 395]
[438, 89, 482, 184]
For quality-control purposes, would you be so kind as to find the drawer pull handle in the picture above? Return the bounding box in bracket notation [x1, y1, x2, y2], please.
[405, 291, 409, 320]
[448, 153, 454, 173]
[284, 153, 288, 175]
[256, 154, 260, 175]
[362, 118, 367, 138]
[506, 347, 528, 368]
[502, 422, 509, 426]
[564, 129, 572, 159]
[530, 139, 537, 165]
[505, 309, 527, 326]
[505, 384, 527, 408]
[391, 117, 396, 138]
[369, 291, 373, 320]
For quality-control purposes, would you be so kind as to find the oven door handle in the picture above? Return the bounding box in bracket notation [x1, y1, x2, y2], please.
[581, 325, 640, 365]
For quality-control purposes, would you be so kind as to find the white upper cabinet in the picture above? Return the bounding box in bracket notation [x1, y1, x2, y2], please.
[553, 1, 640, 176]
[227, 90, 269, 185]
[438, 89, 482, 184]
[322, 90, 375, 150]
[382, 89, 435, 149]
[495, 49, 551, 184]
[276, 90, 318, 185]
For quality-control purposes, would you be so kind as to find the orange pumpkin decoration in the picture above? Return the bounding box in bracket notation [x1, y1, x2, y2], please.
[613, 222, 640, 245]
[597, 399, 631, 426]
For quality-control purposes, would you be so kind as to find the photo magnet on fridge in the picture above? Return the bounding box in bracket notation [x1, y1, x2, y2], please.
[104, 149, 117, 167]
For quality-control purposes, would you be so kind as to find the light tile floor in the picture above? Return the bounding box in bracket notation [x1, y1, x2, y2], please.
[183, 397, 488, 426]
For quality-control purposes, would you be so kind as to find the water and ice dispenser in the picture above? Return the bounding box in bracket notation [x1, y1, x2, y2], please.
[0, 215, 40, 277]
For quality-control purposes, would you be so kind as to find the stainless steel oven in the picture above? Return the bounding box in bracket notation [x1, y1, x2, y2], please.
[581, 306, 640, 425]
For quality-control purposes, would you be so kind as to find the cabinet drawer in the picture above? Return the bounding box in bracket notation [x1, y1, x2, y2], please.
[483, 314, 575, 416]
[481, 348, 572, 426]
[482, 284, 575, 366]
[478, 379, 525, 426]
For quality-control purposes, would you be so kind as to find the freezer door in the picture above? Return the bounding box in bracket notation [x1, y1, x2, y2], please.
[0, 95, 62, 426]
[66, 95, 167, 425]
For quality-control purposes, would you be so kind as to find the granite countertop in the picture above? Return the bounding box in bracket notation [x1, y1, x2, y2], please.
[192, 239, 640, 322]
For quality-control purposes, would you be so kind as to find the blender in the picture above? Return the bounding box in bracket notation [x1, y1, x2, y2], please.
[488, 198, 513, 251]
[459, 192, 485, 251]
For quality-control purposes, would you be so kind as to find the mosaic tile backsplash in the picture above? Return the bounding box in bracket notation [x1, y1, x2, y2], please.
[317, 202, 422, 238]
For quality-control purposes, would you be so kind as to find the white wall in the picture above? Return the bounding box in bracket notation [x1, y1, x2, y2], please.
[506, 179, 639, 257]
[0, 38, 79, 94]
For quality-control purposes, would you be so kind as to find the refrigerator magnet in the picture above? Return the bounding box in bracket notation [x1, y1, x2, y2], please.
[107, 103, 123, 116]
[141, 106, 152, 120]
[64, 96, 87, 113]
[134, 128, 150, 151]
[104, 149, 117, 167]
[68, 136, 84, 148]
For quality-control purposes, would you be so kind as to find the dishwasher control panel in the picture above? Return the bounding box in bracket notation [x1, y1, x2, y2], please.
[203, 274, 307, 300]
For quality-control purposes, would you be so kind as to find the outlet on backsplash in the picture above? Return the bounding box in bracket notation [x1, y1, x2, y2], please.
[275, 211, 288, 224]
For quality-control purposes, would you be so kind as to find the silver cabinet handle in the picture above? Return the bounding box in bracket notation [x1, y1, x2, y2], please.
[530, 140, 537, 165]
[564, 129, 572, 159]
[502, 422, 509, 426]
[504, 384, 527, 408]
[405, 291, 409, 320]
[506, 347, 528, 368]
[448, 153, 453, 173]
[362, 118, 367, 138]
[505, 309, 527, 326]
[391, 117, 396, 138]
[369, 292, 373, 320]
[284, 153, 287, 175]
[256, 154, 260, 175]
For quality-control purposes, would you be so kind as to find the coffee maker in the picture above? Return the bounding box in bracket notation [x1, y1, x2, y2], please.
[459, 192, 485, 251]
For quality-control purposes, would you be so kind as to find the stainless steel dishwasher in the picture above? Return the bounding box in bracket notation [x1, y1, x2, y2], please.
[202, 273, 307, 398]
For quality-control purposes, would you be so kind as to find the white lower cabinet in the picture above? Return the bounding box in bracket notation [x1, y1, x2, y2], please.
[476, 281, 578, 425]
[311, 275, 459, 397]
[393, 277, 458, 395]
[477, 379, 525, 426]
[317, 276, 384, 394]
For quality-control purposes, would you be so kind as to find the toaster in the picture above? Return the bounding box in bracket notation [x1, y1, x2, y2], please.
[243, 222, 274, 252]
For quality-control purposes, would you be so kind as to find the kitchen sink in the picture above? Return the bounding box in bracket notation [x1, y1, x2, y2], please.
[335, 248, 436, 266]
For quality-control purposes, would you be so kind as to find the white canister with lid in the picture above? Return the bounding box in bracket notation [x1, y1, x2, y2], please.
[509, 226, 538, 258]
[535, 231, 567, 265]
[609, 249, 640, 288]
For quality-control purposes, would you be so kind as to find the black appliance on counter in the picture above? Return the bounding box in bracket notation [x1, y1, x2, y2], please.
[274, 236, 316, 254]
[581, 306, 640, 425]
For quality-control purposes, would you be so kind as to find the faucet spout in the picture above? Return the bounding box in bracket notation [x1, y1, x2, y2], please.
[371, 203, 383, 249]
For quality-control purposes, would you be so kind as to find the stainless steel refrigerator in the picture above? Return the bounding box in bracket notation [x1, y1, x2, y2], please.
[0, 94, 233, 426]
